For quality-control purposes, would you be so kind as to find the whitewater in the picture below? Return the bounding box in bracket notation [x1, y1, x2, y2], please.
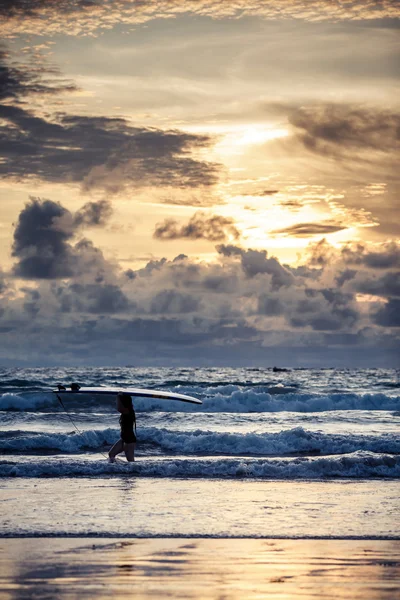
[1, 366, 399, 538]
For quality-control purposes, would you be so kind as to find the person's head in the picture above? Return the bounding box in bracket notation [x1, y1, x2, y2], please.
[119, 393, 133, 412]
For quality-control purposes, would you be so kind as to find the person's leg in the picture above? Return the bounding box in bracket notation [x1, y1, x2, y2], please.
[124, 442, 136, 462]
[108, 439, 124, 462]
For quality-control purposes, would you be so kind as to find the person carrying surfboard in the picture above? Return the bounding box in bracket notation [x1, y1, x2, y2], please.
[108, 393, 137, 462]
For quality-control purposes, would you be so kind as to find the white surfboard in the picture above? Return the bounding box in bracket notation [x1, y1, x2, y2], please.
[53, 386, 202, 405]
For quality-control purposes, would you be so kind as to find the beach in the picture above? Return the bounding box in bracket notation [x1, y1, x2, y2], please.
[1, 477, 399, 598]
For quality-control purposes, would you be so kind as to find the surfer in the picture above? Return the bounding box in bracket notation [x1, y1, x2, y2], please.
[108, 393, 136, 462]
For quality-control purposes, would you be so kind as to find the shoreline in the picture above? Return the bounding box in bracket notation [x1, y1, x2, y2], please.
[2, 534, 400, 540]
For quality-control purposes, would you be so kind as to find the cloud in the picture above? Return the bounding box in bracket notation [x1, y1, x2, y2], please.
[54, 282, 130, 314]
[11, 197, 114, 279]
[290, 104, 400, 155]
[150, 290, 201, 314]
[0, 50, 77, 101]
[257, 296, 285, 316]
[0, 270, 7, 296]
[0, 50, 221, 193]
[217, 244, 294, 287]
[2, 201, 400, 364]
[305, 238, 336, 267]
[159, 190, 224, 208]
[273, 221, 346, 237]
[0, 105, 220, 192]
[73, 200, 113, 228]
[1, 236, 400, 364]
[243, 189, 279, 197]
[12, 197, 75, 279]
[154, 213, 239, 242]
[355, 271, 400, 299]
[372, 298, 400, 327]
[335, 269, 357, 288]
[341, 241, 400, 269]
[1, 1, 399, 38]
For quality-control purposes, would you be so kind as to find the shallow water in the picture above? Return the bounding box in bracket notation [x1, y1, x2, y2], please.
[1, 478, 399, 538]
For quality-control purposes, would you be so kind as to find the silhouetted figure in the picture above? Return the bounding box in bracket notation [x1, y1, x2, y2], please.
[108, 393, 136, 462]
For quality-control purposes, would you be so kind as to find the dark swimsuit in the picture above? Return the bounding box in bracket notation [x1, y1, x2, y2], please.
[120, 412, 136, 444]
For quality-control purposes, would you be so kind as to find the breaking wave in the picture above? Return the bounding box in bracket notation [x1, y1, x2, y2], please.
[0, 452, 398, 479]
[1, 390, 399, 413]
[2, 426, 399, 456]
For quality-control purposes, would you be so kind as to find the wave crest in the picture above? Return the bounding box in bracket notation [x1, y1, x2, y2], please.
[1, 452, 398, 479]
[2, 426, 399, 456]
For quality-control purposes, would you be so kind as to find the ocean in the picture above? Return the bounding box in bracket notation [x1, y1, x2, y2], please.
[1, 366, 399, 539]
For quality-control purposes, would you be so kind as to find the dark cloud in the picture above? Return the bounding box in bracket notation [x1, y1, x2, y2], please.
[244, 189, 279, 197]
[0, 271, 7, 295]
[124, 269, 136, 281]
[0, 105, 220, 191]
[287, 286, 360, 332]
[306, 240, 400, 274]
[0, 50, 220, 192]
[257, 296, 285, 316]
[372, 299, 400, 328]
[73, 200, 113, 228]
[1, 235, 400, 364]
[54, 282, 130, 314]
[273, 221, 346, 237]
[335, 269, 357, 287]
[290, 304, 359, 332]
[12, 197, 75, 279]
[0, 52, 76, 101]
[217, 244, 294, 287]
[355, 271, 400, 298]
[342, 241, 400, 269]
[150, 290, 200, 314]
[290, 104, 400, 155]
[138, 258, 167, 277]
[11, 197, 113, 279]
[154, 213, 239, 242]
[21, 287, 41, 317]
[173, 254, 188, 262]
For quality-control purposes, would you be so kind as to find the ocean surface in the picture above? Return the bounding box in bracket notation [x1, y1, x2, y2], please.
[1, 366, 399, 538]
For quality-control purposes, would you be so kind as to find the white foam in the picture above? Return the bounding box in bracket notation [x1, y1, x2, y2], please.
[1, 390, 399, 413]
[2, 426, 399, 456]
[0, 393, 55, 411]
[0, 451, 398, 479]
[0, 427, 119, 452]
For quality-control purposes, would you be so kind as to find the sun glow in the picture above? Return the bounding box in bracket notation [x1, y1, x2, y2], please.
[229, 126, 289, 146]
[186, 123, 289, 158]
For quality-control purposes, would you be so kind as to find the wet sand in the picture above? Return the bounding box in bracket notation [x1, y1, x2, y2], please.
[0, 538, 399, 599]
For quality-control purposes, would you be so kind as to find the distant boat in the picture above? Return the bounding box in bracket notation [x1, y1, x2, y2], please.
[272, 366, 290, 373]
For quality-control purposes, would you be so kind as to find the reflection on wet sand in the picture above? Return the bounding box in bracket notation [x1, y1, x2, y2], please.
[1, 538, 399, 599]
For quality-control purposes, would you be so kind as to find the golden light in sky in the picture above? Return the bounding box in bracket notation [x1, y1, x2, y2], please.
[0, 0, 399, 365]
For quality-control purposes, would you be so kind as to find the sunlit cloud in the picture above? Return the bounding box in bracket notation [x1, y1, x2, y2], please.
[1, 0, 399, 38]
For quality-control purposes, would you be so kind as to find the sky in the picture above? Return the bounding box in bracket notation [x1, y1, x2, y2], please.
[0, 0, 399, 367]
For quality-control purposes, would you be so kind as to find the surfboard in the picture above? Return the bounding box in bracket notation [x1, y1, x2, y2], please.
[53, 386, 202, 405]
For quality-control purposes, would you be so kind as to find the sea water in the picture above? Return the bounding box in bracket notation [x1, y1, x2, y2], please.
[1, 367, 399, 538]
